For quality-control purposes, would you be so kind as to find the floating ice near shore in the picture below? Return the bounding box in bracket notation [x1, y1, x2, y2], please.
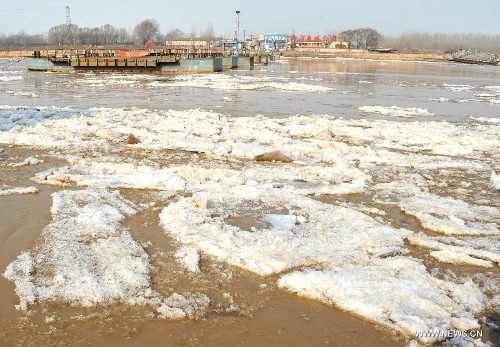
[399, 193, 500, 236]
[0, 186, 38, 196]
[408, 233, 500, 268]
[1, 105, 499, 345]
[278, 257, 485, 345]
[6, 156, 44, 167]
[0, 76, 23, 82]
[3, 189, 210, 319]
[358, 105, 435, 118]
[159, 186, 412, 276]
[443, 83, 474, 92]
[148, 73, 334, 92]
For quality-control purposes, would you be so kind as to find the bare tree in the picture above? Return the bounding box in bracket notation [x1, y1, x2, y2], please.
[165, 28, 185, 38]
[339, 29, 355, 46]
[363, 28, 381, 48]
[87, 27, 102, 46]
[101, 24, 119, 44]
[200, 23, 215, 39]
[66, 24, 79, 45]
[47, 24, 67, 45]
[117, 28, 131, 44]
[76, 27, 89, 45]
[189, 24, 198, 38]
[133, 19, 160, 45]
[339, 28, 381, 49]
[381, 31, 500, 53]
[353, 29, 365, 48]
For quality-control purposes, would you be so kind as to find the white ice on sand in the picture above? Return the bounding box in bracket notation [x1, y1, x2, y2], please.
[3, 189, 209, 319]
[1, 106, 499, 345]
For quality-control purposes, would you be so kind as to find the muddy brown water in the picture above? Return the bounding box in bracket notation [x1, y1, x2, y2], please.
[0, 146, 406, 347]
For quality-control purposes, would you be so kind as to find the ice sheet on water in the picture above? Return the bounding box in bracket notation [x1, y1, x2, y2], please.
[33, 160, 187, 191]
[149, 73, 334, 92]
[443, 83, 474, 92]
[1, 106, 499, 342]
[278, 257, 485, 345]
[399, 193, 500, 236]
[484, 85, 500, 92]
[32, 157, 367, 196]
[0, 106, 497, 168]
[0, 105, 91, 132]
[0, 186, 38, 196]
[159, 186, 412, 276]
[408, 233, 500, 267]
[3, 189, 148, 310]
[6, 156, 44, 167]
[358, 105, 435, 118]
[3, 189, 210, 319]
[0, 76, 22, 82]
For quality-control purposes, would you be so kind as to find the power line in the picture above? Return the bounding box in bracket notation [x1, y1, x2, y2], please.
[0, 7, 64, 11]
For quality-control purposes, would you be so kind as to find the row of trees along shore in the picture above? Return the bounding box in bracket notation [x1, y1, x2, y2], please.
[0, 20, 215, 48]
[0, 19, 499, 53]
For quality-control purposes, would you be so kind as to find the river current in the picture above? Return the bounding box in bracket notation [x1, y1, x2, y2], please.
[0, 56, 499, 347]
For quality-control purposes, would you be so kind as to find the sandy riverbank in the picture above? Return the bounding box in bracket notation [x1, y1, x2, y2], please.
[279, 48, 449, 62]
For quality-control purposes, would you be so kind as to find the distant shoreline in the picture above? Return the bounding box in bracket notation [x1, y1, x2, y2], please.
[0, 48, 449, 63]
[279, 49, 448, 62]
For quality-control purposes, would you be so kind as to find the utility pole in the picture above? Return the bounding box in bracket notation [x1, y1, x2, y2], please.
[235, 10, 240, 41]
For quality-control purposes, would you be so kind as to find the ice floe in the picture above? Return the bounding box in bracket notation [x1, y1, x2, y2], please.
[3, 189, 210, 319]
[159, 186, 412, 276]
[6, 156, 44, 167]
[150, 73, 334, 92]
[399, 193, 500, 236]
[492, 172, 500, 190]
[0, 186, 38, 196]
[1, 105, 499, 345]
[358, 105, 435, 118]
[278, 257, 486, 345]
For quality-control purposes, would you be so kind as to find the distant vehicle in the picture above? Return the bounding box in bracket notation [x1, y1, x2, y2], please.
[367, 47, 397, 53]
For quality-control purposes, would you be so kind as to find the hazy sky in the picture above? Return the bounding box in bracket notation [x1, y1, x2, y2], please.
[1, 0, 499, 38]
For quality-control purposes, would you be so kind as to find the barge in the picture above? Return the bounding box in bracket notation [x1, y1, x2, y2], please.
[448, 49, 500, 66]
[24, 48, 257, 74]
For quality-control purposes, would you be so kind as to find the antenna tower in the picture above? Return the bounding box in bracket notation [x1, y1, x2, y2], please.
[66, 6, 71, 26]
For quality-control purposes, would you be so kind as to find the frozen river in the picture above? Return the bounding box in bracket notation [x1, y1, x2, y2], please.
[0, 56, 499, 346]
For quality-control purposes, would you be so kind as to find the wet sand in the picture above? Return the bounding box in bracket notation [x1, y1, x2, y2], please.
[0, 146, 406, 347]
